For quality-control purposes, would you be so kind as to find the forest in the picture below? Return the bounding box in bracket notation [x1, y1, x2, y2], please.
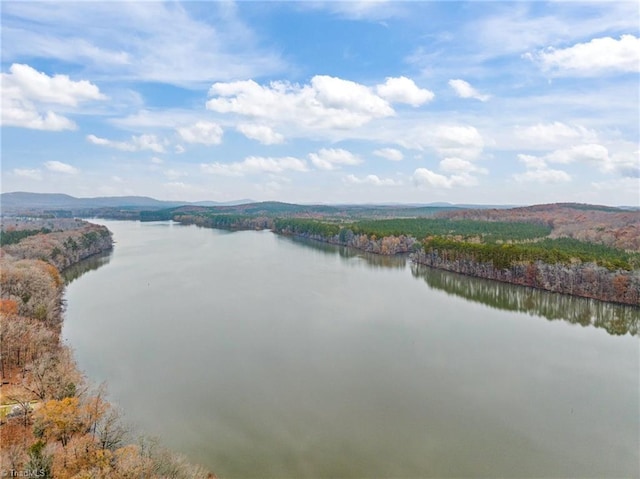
[0, 220, 214, 478]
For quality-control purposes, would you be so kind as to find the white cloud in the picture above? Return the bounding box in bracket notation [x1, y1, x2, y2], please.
[530, 34, 640, 76]
[87, 133, 165, 153]
[513, 168, 571, 184]
[439, 157, 488, 175]
[236, 124, 284, 145]
[543, 143, 637, 177]
[150, 157, 164, 165]
[206, 75, 394, 130]
[546, 144, 609, 164]
[174, 145, 185, 154]
[513, 154, 570, 184]
[432, 125, 485, 160]
[44, 160, 78, 175]
[176, 121, 223, 145]
[12, 168, 43, 180]
[2, 63, 105, 106]
[412, 168, 478, 188]
[515, 122, 596, 148]
[309, 0, 406, 21]
[2, 2, 286, 87]
[201, 156, 307, 176]
[448, 79, 490, 102]
[1, 106, 76, 131]
[309, 148, 363, 170]
[376, 76, 434, 106]
[1, 63, 106, 131]
[373, 148, 403, 161]
[344, 174, 401, 186]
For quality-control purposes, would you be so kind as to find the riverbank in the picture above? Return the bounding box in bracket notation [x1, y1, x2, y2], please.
[274, 228, 640, 306]
[0, 219, 214, 478]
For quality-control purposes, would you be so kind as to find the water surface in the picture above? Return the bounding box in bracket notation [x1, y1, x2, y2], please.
[63, 220, 640, 478]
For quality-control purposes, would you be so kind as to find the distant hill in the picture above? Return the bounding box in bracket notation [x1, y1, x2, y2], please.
[0, 192, 253, 213]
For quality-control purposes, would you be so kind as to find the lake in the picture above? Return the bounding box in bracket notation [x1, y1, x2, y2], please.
[62, 220, 640, 478]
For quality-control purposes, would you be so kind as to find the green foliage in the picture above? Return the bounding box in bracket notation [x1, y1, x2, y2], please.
[274, 218, 342, 237]
[27, 440, 53, 478]
[350, 218, 552, 241]
[0, 228, 52, 246]
[140, 209, 176, 221]
[423, 237, 638, 271]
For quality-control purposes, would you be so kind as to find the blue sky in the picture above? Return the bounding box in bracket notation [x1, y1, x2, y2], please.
[1, 1, 639, 205]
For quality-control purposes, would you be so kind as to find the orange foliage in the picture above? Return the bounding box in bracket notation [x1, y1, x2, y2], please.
[0, 298, 19, 315]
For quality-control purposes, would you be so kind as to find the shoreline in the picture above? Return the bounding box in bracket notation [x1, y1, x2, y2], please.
[0, 219, 215, 478]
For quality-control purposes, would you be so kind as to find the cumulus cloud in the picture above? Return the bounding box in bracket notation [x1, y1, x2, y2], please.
[515, 122, 597, 148]
[206, 75, 395, 130]
[439, 157, 488, 175]
[376, 76, 434, 106]
[3, 63, 106, 106]
[448, 79, 490, 101]
[410, 146, 488, 189]
[201, 156, 307, 176]
[534, 143, 638, 177]
[344, 174, 401, 186]
[206, 75, 433, 131]
[546, 144, 609, 164]
[176, 121, 223, 145]
[44, 160, 78, 175]
[1, 63, 106, 131]
[513, 154, 571, 184]
[432, 125, 485, 160]
[309, 148, 363, 170]
[529, 34, 640, 76]
[12, 168, 43, 180]
[236, 124, 284, 144]
[412, 168, 477, 188]
[87, 133, 166, 153]
[373, 148, 403, 161]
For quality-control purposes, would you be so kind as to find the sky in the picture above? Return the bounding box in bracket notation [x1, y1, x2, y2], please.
[1, 1, 639, 206]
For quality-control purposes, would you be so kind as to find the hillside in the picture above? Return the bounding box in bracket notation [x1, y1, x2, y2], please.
[437, 203, 640, 252]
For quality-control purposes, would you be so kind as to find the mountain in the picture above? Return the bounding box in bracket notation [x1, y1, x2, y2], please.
[0, 192, 253, 212]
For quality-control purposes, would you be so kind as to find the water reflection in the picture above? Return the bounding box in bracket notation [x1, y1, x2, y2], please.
[62, 250, 112, 285]
[412, 264, 639, 336]
[283, 235, 407, 270]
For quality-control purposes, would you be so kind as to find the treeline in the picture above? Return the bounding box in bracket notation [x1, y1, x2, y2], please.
[273, 217, 551, 243]
[0, 228, 52, 246]
[421, 237, 640, 271]
[414, 245, 640, 306]
[174, 213, 273, 230]
[1, 224, 214, 478]
[2, 223, 113, 271]
[348, 218, 551, 242]
[274, 218, 418, 255]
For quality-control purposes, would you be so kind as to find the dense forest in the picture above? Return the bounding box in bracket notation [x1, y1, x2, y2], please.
[0, 220, 214, 478]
